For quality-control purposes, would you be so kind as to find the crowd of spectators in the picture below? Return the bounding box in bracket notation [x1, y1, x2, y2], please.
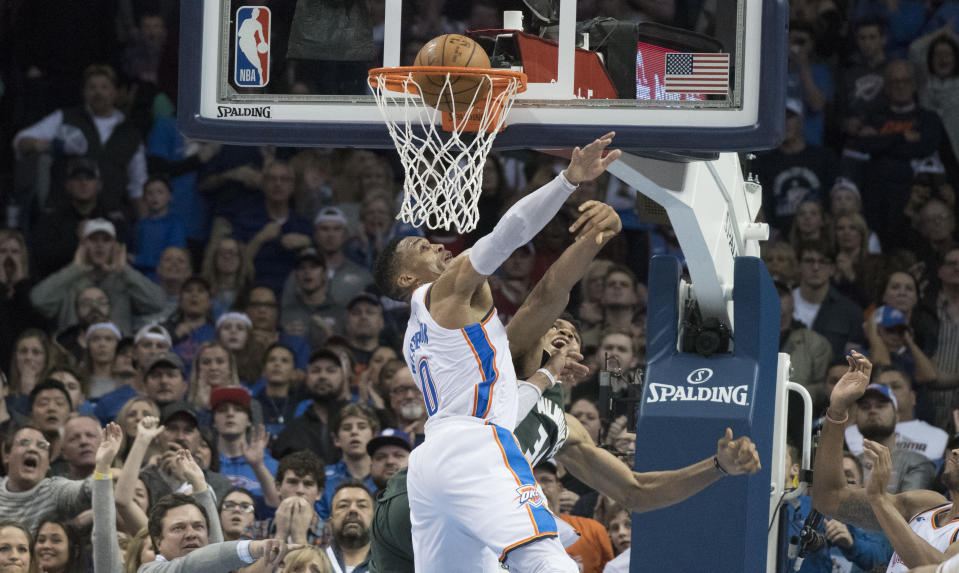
[0, 0, 958, 571]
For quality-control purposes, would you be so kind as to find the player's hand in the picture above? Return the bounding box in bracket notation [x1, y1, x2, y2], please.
[243, 424, 270, 467]
[827, 351, 871, 417]
[824, 518, 854, 549]
[715, 428, 761, 475]
[569, 201, 622, 244]
[543, 345, 589, 384]
[96, 422, 123, 473]
[136, 416, 165, 443]
[563, 132, 621, 186]
[863, 439, 892, 501]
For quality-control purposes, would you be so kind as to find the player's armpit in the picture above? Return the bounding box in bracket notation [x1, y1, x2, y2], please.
[428, 256, 496, 329]
[828, 489, 884, 531]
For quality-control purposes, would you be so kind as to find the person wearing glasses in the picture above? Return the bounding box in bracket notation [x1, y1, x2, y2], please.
[792, 240, 867, 360]
[0, 425, 93, 531]
[219, 488, 259, 541]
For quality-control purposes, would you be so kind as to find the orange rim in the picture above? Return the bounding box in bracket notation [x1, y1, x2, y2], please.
[368, 66, 527, 96]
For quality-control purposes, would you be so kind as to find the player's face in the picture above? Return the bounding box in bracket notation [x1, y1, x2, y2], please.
[396, 237, 451, 285]
[156, 504, 208, 560]
[544, 319, 581, 355]
[334, 416, 374, 458]
[278, 471, 321, 501]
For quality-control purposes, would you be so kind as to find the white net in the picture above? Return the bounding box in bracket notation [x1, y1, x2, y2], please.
[368, 69, 526, 233]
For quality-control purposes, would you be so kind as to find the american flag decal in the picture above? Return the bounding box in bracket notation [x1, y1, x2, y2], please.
[664, 53, 730, 94]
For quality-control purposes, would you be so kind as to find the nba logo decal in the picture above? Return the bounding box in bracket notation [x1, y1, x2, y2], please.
[235, 6, 270, 87]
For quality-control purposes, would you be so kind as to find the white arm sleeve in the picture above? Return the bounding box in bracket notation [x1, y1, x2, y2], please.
[514, 381, 544, 429]
[470, 173, 577, 276]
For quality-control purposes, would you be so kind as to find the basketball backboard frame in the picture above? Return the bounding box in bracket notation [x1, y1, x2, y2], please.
[178, 0, 787, 155]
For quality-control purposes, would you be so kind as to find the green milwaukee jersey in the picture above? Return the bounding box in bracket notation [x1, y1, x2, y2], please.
[368, 383, 568, 573]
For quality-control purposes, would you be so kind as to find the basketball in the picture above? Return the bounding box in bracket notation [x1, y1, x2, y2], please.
[257, 42, 269, 54]
[412, 34, 491, 113]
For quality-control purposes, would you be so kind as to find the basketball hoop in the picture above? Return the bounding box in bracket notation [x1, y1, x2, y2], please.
[367, 66, 527, 233]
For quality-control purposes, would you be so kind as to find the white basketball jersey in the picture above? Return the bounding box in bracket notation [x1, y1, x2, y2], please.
[887, 504, 959, 573]
[403, 283, 518, 430]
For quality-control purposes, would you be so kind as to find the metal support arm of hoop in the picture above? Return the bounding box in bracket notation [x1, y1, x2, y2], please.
[367, 67, 527, 234]
[607, 152, 768, 335]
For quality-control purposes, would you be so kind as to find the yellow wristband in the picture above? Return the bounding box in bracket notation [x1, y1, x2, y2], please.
[93, 471, 113, 480]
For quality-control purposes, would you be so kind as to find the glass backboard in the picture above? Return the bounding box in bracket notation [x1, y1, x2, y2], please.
[179, 0, 787, 154]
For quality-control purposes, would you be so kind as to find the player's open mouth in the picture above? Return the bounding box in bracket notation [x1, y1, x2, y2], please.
[23, 456, 38, 470]
[443, 252, 452, 262]
[551, 337, 567, 348]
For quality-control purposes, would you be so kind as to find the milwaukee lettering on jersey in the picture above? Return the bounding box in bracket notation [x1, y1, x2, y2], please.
[646, 383, 750, 406]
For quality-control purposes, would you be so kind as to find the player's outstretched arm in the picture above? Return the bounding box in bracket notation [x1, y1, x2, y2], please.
[861, 440, 959, 568]
[508, 201, 621, 361]
[433, 133, 621, 317]
[556, 416, 760, 513]
[810, 351, 940, 532]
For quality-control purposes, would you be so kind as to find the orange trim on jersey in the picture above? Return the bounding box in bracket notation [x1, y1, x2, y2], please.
[489, 425, 542, 537]
[908, 503, 952, 525]
[476, 324, 500, 418]
[461, 323, 500, 418]
[952, 528, 959, 544]
[462, 330, 484, 415]
[931, 505, 959, 530]
[499, 532, 558, 562]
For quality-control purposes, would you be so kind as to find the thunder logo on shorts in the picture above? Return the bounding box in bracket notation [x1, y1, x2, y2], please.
[235, 6, 271, 87]
[514, 484, 545, 509]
